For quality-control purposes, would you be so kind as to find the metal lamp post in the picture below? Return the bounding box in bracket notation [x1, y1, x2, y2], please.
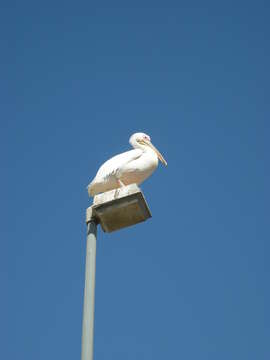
[81, 184, 151, 360]
[81, 219, 97, 360]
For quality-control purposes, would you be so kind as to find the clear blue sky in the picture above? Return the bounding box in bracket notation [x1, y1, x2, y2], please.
[2, 1, 269, 359]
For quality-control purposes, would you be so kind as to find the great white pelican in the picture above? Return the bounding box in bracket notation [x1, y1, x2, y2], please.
[88, 132, 167, 197]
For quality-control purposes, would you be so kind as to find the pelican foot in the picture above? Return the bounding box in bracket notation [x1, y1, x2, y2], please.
[114, 188, 120, 199]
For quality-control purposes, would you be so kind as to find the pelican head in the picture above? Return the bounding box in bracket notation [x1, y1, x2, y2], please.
[129, 132, 167, 166]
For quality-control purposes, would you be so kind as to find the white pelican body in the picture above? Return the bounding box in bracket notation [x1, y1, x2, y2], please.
[88, 132, 167, 197]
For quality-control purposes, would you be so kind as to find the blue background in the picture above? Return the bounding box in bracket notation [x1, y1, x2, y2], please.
[2, 1, 269, 359]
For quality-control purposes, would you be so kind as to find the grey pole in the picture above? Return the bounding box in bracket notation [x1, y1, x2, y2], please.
[81, 220, 97, 360]
[81, 187, 151, 359]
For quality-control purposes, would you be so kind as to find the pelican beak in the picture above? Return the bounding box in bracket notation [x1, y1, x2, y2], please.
[142, 139, 167, 166]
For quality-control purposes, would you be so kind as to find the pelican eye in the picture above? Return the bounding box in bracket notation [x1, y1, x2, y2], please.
[137, 137, 150, 145]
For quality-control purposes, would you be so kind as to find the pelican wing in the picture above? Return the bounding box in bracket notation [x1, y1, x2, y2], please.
[88, 149, 143, 196]
[94, 149, 143, 181]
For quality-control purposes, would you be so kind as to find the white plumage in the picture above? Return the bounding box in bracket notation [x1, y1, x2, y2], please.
[88, 132, 167, 197]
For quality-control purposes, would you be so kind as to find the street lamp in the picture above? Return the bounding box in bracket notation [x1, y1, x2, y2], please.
[81, 184, 152, 360]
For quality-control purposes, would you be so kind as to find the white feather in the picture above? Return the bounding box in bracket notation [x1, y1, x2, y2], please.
[87, 132, 166, 196]
[88, 149, 143, 196]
